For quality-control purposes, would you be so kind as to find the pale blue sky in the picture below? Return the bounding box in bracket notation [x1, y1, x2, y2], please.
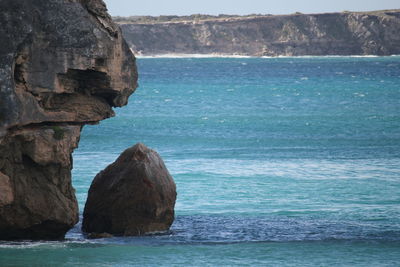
[104, 0, 399, 16]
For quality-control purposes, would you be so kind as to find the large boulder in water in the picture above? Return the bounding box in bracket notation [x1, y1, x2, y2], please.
[82, 143, 177, 236]
[0, 0, 137, 240]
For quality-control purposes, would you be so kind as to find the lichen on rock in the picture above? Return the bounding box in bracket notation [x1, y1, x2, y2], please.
[0, 0, 137, 240]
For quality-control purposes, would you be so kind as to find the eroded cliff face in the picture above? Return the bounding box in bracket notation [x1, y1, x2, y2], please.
[0, 0, 137, 240]
[118, 10, 400, 56]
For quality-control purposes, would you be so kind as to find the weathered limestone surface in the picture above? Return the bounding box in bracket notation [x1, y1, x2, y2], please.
[82, 143, 176, 236]
[118, 10, 400, 56]
[0, 0, 137, 240]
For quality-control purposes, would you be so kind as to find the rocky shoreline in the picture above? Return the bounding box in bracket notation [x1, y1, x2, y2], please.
[0, 0, 137, 240]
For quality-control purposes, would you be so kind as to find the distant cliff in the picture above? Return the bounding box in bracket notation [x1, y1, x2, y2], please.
[116, 10, 400, 56]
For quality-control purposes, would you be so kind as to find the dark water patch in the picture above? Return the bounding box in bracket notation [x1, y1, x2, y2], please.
[1, 214, 398, 249]
[164, 215, 400, 244]
[54, 215, 400, 246]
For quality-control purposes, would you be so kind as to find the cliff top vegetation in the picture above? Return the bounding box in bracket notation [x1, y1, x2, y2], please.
[113, 9, 400, 24]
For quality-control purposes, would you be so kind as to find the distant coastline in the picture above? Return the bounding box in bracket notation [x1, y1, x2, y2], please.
[117, 9, 400, 57]
[113, 9, 400, 24]
[134, 53, 400, 59]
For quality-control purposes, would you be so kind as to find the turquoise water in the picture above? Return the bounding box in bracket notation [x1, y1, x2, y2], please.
[1, 56, 400, 266]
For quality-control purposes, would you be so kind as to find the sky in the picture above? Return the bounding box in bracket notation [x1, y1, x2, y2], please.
[103, 0, 399, 16]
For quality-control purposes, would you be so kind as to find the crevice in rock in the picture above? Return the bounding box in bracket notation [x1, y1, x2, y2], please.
[13, 47, 40, 100]
[13, 48, 117, 112]
[5, 121, 92, 136]
[56, 68, 117, 106]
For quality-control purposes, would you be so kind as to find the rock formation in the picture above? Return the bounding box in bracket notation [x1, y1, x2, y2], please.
[117, 10, 400, 56]
[0, 0, 137, 240]
[82, 143, 176, 236]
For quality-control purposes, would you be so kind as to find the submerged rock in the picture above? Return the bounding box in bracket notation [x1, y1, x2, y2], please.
[0, 0, 137, 240]
[82, 143, 176, 236]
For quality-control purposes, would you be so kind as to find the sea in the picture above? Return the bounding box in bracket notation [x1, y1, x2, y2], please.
[1, 56, 400, 266]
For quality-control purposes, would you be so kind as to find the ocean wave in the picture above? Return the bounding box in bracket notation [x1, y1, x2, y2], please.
[0, 240, 94, 249]
[135, 53, 400, 59]
[135, 53, 253, 58]
[164, 158, 400, 180]
[2, 214, 398, 248]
